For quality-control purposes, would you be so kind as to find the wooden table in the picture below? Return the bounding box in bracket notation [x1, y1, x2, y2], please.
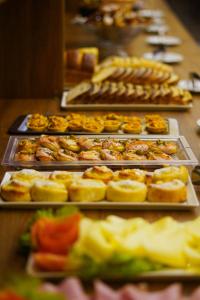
[0, 0, 200, 290]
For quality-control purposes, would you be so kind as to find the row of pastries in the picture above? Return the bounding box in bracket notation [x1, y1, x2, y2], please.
[0, 166, 188, 203]
[14, 136, 177, 162]
[26, 113, 168, 134]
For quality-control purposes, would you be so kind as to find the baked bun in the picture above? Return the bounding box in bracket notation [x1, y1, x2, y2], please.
[152, 166, 189, 184]
[106, 180, 147, 202]
[147, 179, 187, 203]
[1, 180, 31, 202]
[49, 171, 77, 188]
[31, 180, 68, 202]
[113, 169, 146, 182]
[83, 166, 113, 183]
[11, 169, 45, 183]
[69, 179, 106, 202]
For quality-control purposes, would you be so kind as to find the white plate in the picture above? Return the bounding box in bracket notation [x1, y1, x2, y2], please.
[139, 9, 164, 18]
[146, 24, 169, 34]
[0, 171, 198, 210]
[146, 36, 181, 46]
[143, 52, 183, 64]
[27, 254, 200, 279]
[178, 80, 200, 93]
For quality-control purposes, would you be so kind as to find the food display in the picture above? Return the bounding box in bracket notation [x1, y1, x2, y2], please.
[22, 207, 200, 278]
[93, 56, 179, 85]
[14, 113, 176, 135]
[65, 81, 192, 106]
[1, 278, 200, 300]
[65, 47, 99, 72]
[1, 166, 196, 208]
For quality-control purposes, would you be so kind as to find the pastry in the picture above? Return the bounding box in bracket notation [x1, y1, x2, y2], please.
[106, 180, 147, 202]
[113, 169, 146, 182]
[27, 114, 48, 132]
[83, 166, 113, 183]
[1, 180, 31, 202]
[49, 171, 77, 187]
[82, 118, 104, 133]
[36, 147, 55, 161]
[38, 136, 60, 152]
[31, 180, 68, 202]
[100, 149, 122, 160]
[79, 150, 101, 161]
[102, 139, 124, 152]
[48, 116, 68, 132]
[147, 179, 187, 203]
[11, 169, 45, 183]
[152, 166, 189, 184]
[121, 122, 142, 134]
[69, 179, 106, 202]
[15, 151, 35, 161]
[104, 120, 121, 132]
[58, 137, 80, 152]
[54, 149, 78, 161]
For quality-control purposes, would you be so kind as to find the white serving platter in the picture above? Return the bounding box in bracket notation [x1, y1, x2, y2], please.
[146, 35, 182, 46]
[0, 171, 198, 210]
[61, 91, 192, 111]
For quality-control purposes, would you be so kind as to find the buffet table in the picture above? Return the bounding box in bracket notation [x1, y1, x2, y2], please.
[0, 0, 200, 290]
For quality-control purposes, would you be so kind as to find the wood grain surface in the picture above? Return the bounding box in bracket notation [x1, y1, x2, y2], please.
[0, 0, 200, 289]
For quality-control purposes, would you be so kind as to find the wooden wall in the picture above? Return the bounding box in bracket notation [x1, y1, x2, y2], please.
[0, 0, 65, 98]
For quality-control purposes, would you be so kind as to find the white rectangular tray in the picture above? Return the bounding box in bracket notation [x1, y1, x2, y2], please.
[61, 91, 193, 111]
[0, 171, 198, 210]
[27, 254, 200, 280]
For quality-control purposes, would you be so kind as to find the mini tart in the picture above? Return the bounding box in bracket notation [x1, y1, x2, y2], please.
[31, 180, 68, 202]
[69, 179, 106, 202]
[121, 122, 142, 134]
[145, 119, 168, 134]
[152, 166, 189, 184]
[83, 166, 113, 183]
[47, 116, 68, 132]
[113, 169, 146, 182]
[147, 179, 187, 203]
[103, 120, 121, 132]
[68, 119, 84, 132]
[106, 180, 147, 202]
[49, 171, 77, 187]
[11, 169, 45, 183]
[82, 119, 104, 133]
[1, 180, 31, 202]
[27, 114, 48, 131]
[58, 137, 80, 152]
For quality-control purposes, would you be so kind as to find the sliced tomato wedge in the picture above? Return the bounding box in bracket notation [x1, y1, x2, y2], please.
[31, 213, 81, 254]
[34, 252, 67, 271]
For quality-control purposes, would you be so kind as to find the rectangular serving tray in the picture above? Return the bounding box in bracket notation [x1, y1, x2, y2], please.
[8, 114, 179, 137]
[61, 91, 193, 111]
[1, 135, 198, 169]
[26, 254, 200, 280]
[0, 171, 198, 210]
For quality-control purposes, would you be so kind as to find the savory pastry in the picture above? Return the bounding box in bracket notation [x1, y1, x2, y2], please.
[1, 179, 31, 202]
[15, 151, 35, 161]
[102, 139, 124, 152]
[78, 137, 95, 150]
[54, 149, 78, 161]
[147, 179, 187, 203]
[125, 140, 149, 154]
[121, 122, 142, 134]
[155, 141, 177, 155]
[113, 169, 146, 182]
[79, 150, 101, 161]
[152, 166, 189, 184]
[145, 115, 168, 134]
[17, 139, 37, 153]
[83, 166, 113, 183]
[147, 151, 172, 161]
[48, 116, 68, 132]
[58, 137, 80, 152]
[31, 180, 68, 202]
[35, 147, 55, 161]
[49, 171, 77, 187]
[68, 119, 84, 132]
[11, 169, 45, 183]
[100, 149, 122, 160]
[82, 118, 104, 133]
[27, 113, 48, 131]
[106, 180, 147, 202]
[104, 113, 123, 121]
[104, 120, 121, 132]
[123, 151, 147, 160]
[38, 136, 60, 152]
[69, 179, 106, 202]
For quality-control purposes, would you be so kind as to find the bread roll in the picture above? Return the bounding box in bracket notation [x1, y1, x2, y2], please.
[31, 180, 68, 202]
[1, 180, 31, 202]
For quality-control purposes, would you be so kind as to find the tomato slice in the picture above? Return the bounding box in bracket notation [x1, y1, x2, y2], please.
[0, 292, 25, 300]
[34, 252, 67, 271]
[31, 213, 81, 254]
